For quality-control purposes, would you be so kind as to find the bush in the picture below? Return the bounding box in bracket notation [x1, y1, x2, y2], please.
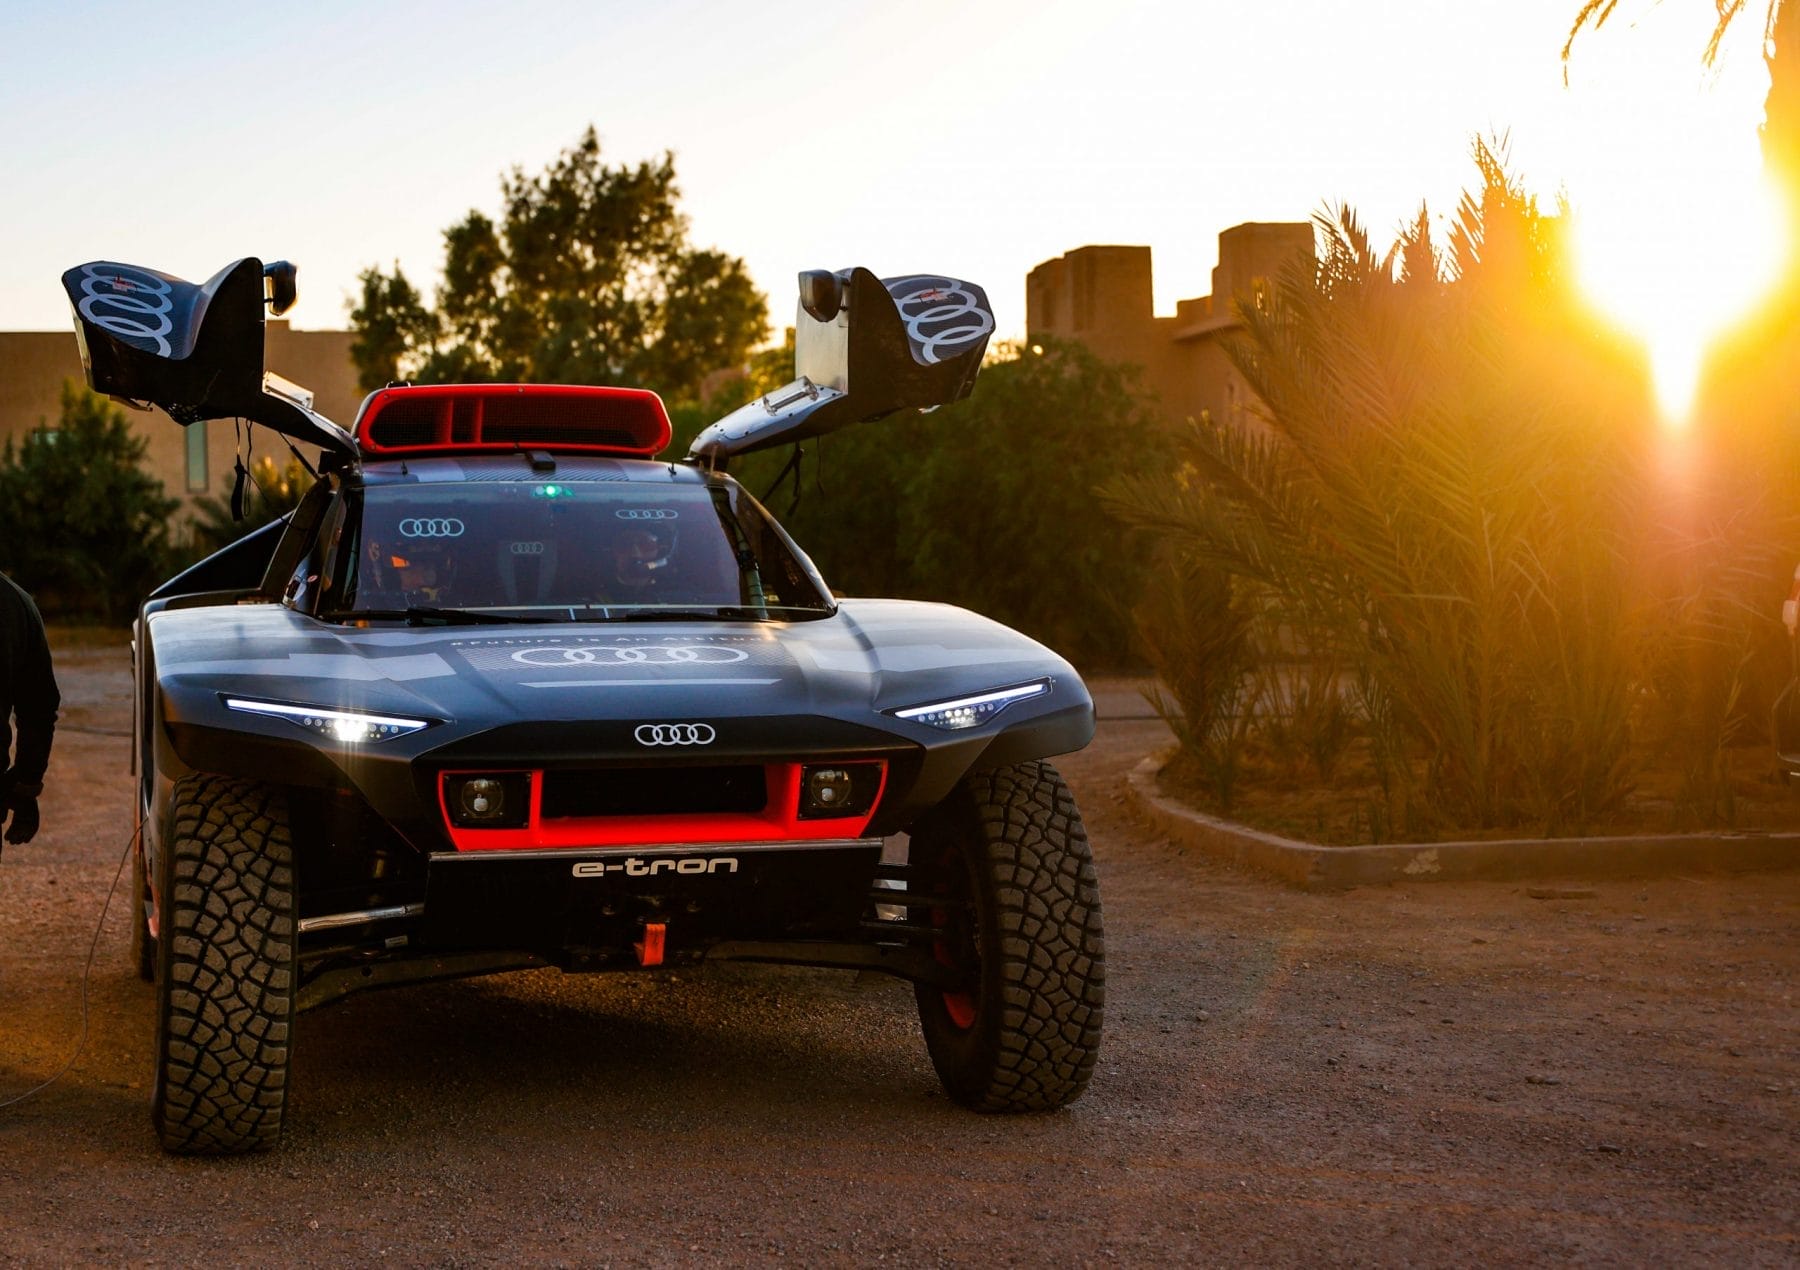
[0, 383, 179, 623]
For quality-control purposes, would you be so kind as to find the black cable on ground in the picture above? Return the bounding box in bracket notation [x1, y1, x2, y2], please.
[0, 817, 140, 1110]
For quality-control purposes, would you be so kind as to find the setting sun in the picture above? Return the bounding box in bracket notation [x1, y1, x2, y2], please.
[1563, 6, 1791, 423]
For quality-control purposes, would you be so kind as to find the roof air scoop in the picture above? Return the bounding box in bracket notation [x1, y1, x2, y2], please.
[687, 268, 994, 468]
[353, 384, 672, 459]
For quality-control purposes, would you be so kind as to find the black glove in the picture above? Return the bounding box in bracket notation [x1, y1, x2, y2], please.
[4, 784, 41, 844]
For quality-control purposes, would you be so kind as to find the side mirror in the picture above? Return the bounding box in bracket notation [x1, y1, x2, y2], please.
[263, 260, 298, 316]
[797, 269, 844, 323]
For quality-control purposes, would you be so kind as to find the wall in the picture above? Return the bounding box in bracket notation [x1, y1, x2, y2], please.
[0, 322, 359, 527]
[1026, 223, 1314, 430]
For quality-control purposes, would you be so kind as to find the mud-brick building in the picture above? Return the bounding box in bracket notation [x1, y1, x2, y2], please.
[0, 323, 360, 515]
[1026, 222, 1313, 428]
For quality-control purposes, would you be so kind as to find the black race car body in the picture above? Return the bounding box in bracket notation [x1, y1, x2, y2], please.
[66, 255, 1105, 1153]
[139, 530, 1092, 1003]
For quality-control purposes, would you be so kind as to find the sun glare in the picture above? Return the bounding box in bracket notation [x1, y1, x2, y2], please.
[1564, 12, 1790, 426]
[1572, 170, 1787, 421]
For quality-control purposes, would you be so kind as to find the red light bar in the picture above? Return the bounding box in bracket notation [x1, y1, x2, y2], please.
[353, 384, 672, 458]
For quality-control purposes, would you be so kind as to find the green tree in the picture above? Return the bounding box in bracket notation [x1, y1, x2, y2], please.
[350, 127, 768, 401]
[724, 338, 1170, 668]
[0, 382, 179, 622]
[666, 327, 797, 458]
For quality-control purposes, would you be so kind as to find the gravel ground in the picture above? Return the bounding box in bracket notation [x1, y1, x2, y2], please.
[0, 639, 1795, 1264]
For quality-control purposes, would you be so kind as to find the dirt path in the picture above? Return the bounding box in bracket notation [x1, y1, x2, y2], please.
[0, 644, 1794, 1264]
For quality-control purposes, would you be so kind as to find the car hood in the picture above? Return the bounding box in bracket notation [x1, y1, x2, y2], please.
[148, 598, 1081, 731]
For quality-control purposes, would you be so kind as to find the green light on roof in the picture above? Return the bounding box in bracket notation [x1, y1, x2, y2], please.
[532, 484, 571, 499]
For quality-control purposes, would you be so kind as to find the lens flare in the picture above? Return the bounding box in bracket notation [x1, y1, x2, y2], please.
[1572, 162, 1787, 423]
[1564, 13, 1790, 426]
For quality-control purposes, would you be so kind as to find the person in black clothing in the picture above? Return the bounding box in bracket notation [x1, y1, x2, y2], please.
[0, 571, 58, 848]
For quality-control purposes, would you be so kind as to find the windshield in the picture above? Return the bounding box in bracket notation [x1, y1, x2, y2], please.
[313, 475, 833, 622]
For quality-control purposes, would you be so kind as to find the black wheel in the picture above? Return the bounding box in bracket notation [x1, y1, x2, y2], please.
[910, 760, 1105, 1111]
[152, 775, 297, 1154]
[128, 837, 155, 983]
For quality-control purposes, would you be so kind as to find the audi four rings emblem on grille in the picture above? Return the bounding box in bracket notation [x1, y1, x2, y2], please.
[616, 508, 679, 520]
[634, 723, 716, 746]
[510, 541, 545, 555]
[399, 518, 465, 538]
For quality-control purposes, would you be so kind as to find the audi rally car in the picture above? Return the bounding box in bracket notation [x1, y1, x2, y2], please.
[64, 257, 1104, 1154]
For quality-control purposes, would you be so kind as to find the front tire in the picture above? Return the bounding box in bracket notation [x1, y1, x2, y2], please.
[152, 776, 297, 1154]
[911, 761, 1105, 1111]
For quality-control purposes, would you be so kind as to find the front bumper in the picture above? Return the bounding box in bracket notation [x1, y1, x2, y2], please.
[420, 838, 881, 951]
[291, 837, 962, 1011]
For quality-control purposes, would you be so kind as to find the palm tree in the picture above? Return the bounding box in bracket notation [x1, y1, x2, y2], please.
[1565, 3, 1800, 184]
[1105, 148, 1648, 834]
[1564, 2, 1778, 68]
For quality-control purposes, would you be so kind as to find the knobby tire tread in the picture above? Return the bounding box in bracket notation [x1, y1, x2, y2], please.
[917, 760, 1105, 1111]
[153, 775, 296, 1154]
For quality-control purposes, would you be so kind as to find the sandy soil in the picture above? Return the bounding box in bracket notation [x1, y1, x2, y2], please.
[0, 641, 1794, 1264]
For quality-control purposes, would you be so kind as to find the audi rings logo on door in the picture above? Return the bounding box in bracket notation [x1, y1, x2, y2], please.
[509, 644, 751, 667]
[616, 508, 679, 521]
[76, 264, 175, 357]
[634, 723, 716, 747]
[399, 518, 465, 538]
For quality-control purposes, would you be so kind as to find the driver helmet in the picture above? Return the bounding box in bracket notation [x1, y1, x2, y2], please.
[610, 520, 677, 589]
[368, 537, 457, 605]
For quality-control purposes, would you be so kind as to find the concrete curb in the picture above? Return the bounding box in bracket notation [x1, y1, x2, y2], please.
[1126, 755, 1800, 891]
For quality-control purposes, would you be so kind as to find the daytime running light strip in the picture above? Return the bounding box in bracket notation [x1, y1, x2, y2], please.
[893, 681, 1049, 720]
[225, 699, 430, 729]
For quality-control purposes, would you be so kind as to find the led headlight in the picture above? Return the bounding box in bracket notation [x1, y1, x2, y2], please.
[891, 680, 1050, 731]
[224, 698, 433, 743]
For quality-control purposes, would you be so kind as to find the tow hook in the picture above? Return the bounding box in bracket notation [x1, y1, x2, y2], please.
[634, 921, 667, 967]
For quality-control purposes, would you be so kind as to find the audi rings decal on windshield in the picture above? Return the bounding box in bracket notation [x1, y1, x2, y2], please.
[616, 508, 679, 521]
[890, 276, 993, 366]
[634, 723, 716, 746]
[509, 645, 751, 667]
[510, 541, 545, 555]
[76, 264, 175, 356]
[399, 518, 465, 538]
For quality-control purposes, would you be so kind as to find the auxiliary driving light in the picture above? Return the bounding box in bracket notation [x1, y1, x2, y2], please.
[799, 763, 882, 819]
[807, 767, 852, 809]
[462, 779, 505, 818]
[444, 773, 531, 828]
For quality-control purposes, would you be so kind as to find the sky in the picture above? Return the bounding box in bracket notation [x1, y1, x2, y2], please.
[0, 0, 1780, 363]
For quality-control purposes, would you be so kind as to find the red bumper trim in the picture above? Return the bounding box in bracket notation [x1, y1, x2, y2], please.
[438, 761, 887, 851]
